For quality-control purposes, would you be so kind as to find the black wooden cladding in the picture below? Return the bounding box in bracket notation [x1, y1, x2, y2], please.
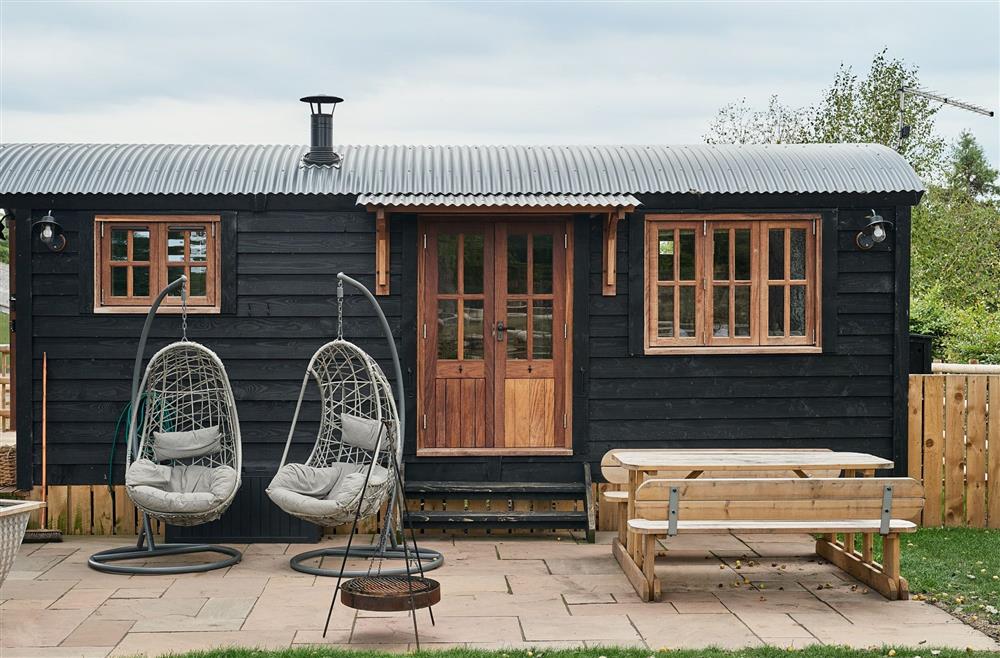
[15, 196, 909, 486]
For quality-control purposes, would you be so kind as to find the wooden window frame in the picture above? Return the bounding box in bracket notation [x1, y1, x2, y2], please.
[94, 215, 221, 314]
[643, 213, 822, 355]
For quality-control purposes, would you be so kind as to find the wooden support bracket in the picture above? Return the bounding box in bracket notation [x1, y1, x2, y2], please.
[375, 208, 389, 295]
[602, 209, 626, 296]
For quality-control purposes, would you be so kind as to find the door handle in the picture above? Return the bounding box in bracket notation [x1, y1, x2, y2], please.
[496, 321, 506, 341]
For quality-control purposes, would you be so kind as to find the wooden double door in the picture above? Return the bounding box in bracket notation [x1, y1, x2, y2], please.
[418, 219, 573, 455]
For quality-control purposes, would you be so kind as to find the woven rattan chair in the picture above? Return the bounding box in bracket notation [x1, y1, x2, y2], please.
[89, 276, 243, 574]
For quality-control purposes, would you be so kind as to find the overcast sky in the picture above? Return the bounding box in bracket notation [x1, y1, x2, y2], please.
[2, 1, 997, 167]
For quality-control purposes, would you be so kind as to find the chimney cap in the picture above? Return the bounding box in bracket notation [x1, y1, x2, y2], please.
[300, 95, 343, 114]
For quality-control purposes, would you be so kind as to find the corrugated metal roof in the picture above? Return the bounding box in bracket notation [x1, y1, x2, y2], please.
[0, 143, 924, 197]
[356, 192, 640, 208]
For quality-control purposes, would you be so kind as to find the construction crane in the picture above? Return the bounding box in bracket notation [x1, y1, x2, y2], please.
[897, 86, 995, 150]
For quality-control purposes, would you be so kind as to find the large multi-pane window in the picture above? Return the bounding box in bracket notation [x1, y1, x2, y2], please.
[644, 215, 820, 353]
[95, 215, 221, 312]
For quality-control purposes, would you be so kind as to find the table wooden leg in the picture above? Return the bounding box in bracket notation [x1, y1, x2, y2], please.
[626, 470, 639, 560]
[843, 469, 856, 555]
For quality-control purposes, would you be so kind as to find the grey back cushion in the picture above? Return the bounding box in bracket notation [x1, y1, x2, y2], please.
[152, 425, 222, 461]
[340, 413, 387, 451]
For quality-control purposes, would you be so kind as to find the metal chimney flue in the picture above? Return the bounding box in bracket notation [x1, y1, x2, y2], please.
[300, 95, 343, 166]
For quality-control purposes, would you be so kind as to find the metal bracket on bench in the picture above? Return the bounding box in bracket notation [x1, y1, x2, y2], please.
[880, 485, 893, 535]
[668, 486, 679, 537]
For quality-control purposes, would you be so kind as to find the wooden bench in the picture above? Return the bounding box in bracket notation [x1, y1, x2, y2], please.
[599, 449, 841, 546]
[619, 476, 923, 602]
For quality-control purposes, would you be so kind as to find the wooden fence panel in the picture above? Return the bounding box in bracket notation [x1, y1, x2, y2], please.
[909, 374, 997, 528]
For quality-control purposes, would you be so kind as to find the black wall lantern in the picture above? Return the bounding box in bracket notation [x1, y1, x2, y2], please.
[855, 210, 894, 250]
[35, 210, 67, 252]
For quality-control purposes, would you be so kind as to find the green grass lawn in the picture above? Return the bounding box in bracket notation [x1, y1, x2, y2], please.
[854, 527, 1000, 631]
[155, 648, 997, 658]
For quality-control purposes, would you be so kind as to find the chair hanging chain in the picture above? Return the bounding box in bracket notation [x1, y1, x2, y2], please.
[337, 279, 344, 340]
[181, 278, 189, 342]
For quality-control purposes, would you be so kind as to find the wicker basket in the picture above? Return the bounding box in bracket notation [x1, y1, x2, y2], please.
[0, 445, 16, 487]
[0, 499, 45, 586]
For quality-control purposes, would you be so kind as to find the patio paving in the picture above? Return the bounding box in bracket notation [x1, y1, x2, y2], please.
[1, 531, 997, 656]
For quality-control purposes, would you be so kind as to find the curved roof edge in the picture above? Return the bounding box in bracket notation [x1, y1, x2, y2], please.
[0, 143, 924, 198]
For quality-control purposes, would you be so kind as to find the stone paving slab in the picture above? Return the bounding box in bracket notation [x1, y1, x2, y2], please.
[1, 531, 997, 656]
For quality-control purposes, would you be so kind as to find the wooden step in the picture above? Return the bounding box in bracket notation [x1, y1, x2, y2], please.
[405, 480, 585, 498]
[406, 510, 589, 530]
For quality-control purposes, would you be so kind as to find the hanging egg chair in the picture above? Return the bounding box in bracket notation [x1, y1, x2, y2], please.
[267, 273, 443, 577]
[89, 276, 243, 574]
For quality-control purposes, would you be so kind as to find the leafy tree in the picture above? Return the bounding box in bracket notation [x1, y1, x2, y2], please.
[947, 130, 998, 199]
[703, 49, 945, 177]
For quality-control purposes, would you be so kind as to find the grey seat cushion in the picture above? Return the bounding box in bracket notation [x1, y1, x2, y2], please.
[126, 459, 238, 515]
[152, 425, 223, 461]
[266, 462, 388, 519]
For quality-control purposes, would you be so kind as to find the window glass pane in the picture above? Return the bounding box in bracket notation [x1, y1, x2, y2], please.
[768, 285, 785, 336]
[437, 234, 458, 293]
[789, 229, 807, 280]
[734, 229, 751, 280]
[189, 266, 207, 296]
[679, 230, 696, 281]
[713, 230, 729, 280]
[132, 230, 150, 262]
[132, 267, 149, 297]
[790, 285, 807, 336]
[167, 267, 185, 296]
[532, 300, 553, 359]
[657, 230, 674, 281]
[111, 230, 128, 261]
[168, 231, 186, 262]
[657, 286, 674, 338]
[713, 286, 729, 337]
[506, 300, 528, 359]
[768, 229, 785, 280]
[507, 234, 528, 294]
[463, 233, 483, 294]
[734, 285, 751, 337]
[189, 229, 208, 262]
[679, 286, 696, 337]
[532, 234, 553, 294]
[437, 299, 458, 360]
[111, 267, 127, 296]
[463, 299, 484, 360]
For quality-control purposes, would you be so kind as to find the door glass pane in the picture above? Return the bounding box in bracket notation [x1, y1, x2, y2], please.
[111, 267, 127, 296]
[463, 300, 484, 359]
[679, 230, 696, 281]
[189, 266, 207, 296]
[168, 231, 186, 262]
[789, 229, 807, 280]
[463, 233, 483, 294]
[437, 234, 458, 293]
[532, 234, 553, 294]
[507, 234, 528, 294]
[189, 229, 208, 261]
[437, 299, 458, 359]
[713, 230, 729, 280]
[167, 267, 185, 296]
[132, 267, 149, 297]
[506, 300, 528, 359]
[657, 230, 674, 281]
[132, 230, 150, 262]
[734, 285, 751, 337]
[713, 286, 729, 337]
[735, 229, 751, 280]
[532, 300, 553, 359]
[768, 285, 785, 336]
[789, 285, 807, 336]
[679, 286, 696, 337]
[657, 286, 674, 338]
[111, 230, 128, 261]
[768, 229, 784, 280]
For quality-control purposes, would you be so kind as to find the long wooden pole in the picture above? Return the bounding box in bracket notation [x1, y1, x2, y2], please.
[42, 352, 48, 527]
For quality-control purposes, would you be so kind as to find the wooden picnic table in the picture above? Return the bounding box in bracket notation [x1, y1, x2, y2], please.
[609, 449, 894, 569]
